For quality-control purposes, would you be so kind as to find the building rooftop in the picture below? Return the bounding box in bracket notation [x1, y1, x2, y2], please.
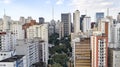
[0, 55, 24, 62]
[110, 48, 120, 51]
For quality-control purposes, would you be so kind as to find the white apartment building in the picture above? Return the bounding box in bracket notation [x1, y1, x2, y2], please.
[0, 31, 16, 61]
[27, 24, 48, 65]
[83, 17, 91, 33]
[111, 23, 120, 48]
[0, 55, 25, 67]
[73, 10, 80, 34]
[0, 15, 24, 40]
[15, 38, 48, 67]
[11, 21, 24, 40]
[27, 24, 48, 42]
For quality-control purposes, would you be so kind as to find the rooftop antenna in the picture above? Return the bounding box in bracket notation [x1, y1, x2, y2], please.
[107, 8, 109, 16]
[52, 4, 54, 20]
[4, 8, 6, 16]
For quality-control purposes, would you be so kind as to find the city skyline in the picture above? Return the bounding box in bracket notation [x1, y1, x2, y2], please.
[0, 0, 120, 22]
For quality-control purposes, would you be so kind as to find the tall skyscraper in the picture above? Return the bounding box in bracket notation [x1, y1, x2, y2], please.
[39, 17, 45, 24]
[117, 13, 120, 23]
[91, 34, 108, 67]
[80, 15, 86, 31]
[96, 12, 104, 23]
[61, 13, 71, 37]
[111, 23, 120, 48]
[91, 22, 108, 67]
[73, 38, 91, 67]
[83, 16, 91, 33]
[73, 10, 80, 34]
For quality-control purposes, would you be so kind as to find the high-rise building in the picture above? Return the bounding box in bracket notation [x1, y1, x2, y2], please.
[83, 16, 91, 33]
[91, 33, 108, 67]
[80, 15, 86, 31]
[48, 20, 56, 36]
[39, 17, 45, 24]
[16, 38, 48, 67]
[110, 23, 120, 48]
[25, 16, 33, 23]
[26, 24, 48, 65]
[55, 20, 60, 34]
[61, 13, 71, 37]
[3, 15, 11, 31]
[108, 48, 120, 67]
[91, 21, 108, 67]
[19, 16, 25, 25]
[117, 13, 120, 23]
[59, 22, 64, 39]
[0, 31, 16, 61]
[22, 20, 37, 38]
[73, 10, 80, 34]
[11, 21, 25, 40]
[96, 12, 104, 23]
[73, 38, 91, 67]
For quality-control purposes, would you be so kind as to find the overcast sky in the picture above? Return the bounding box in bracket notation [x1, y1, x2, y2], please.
[0, 0, 120, 22]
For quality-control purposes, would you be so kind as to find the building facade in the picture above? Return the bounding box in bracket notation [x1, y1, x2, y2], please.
[83, 17, 91, 33]
[15, 38, 48, 67]
[73, 38, 91, 67]
[96, 12, 104, 23]
[108, 48, 120, 67]
[73, 10, 80, 34]
[91, 33, 108, 67]
[61, 13, 71, 37]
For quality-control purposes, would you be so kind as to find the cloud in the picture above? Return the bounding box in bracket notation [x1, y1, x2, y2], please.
[71, 0, 120, 10]
[0, 0, 12, 4]
[70, 0, 120, 21]
[56, 0, 64, 5]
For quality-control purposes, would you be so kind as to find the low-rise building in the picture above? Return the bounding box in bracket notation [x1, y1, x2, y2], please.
[0, 55, 25, 67]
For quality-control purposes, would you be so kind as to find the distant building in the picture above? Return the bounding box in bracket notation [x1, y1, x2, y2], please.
[55, 20, 60, 34]
[48, 20, 56, 36]
[91, 22, 96, 29]
[19, 16, 25, 25]
[117, 13, 120, 23]
[82, 16, 91, 33]
[108, 48, 120, 67]
[26, 23, 48, 42]
[96, 12, 104, 23]
[39, 17, 45, 24]
[25, 16, 33, 23]
[61, 13, 71, 37]
[80, 15, 86, 31]
[22, 20, 37, 38]
[11, 21, 25, 40]
[73, 38, 91, 67]
[110, 23, 120, 48]
[59, 22, 64, 39]
[73, 10, 80, 34]
[0, 55, 25, 67]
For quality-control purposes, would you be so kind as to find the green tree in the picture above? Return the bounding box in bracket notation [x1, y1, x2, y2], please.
[52, 54, 68, 66]
[51, 63, 63, 67]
